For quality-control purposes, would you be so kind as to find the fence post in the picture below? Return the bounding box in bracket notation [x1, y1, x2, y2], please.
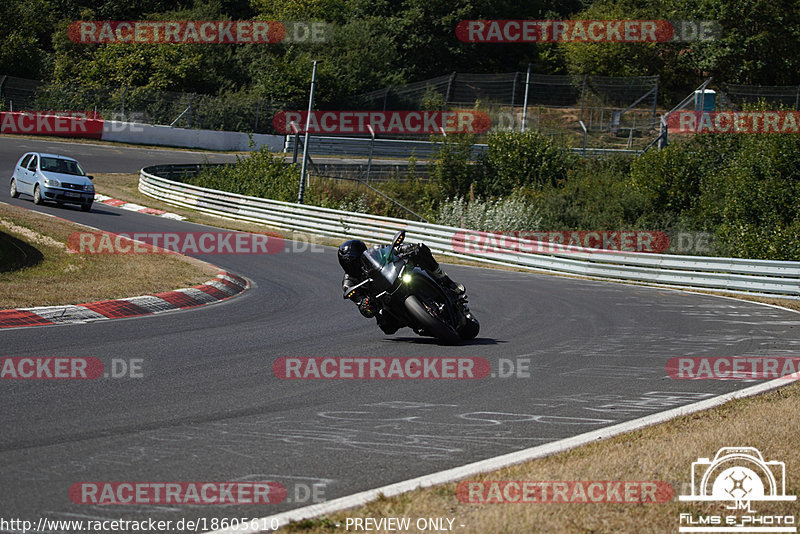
[120, 85, 127, 121]
[366, 125, 375, 184]
[511, 71, 519, 127]
[1, 75, 8, 109]
[298, 60, 320, 204]
[579, 75, 587, 123]
[290, 121, 300, 164]
[383, 86, 392, 111]
[521, 64, 531, 132]
[254, 98, 262, 132]
[658, 116, 668, 149]
[187, 94, 195, 128]
[579, 120, 587, 156]
[652, 77, 659, 127]
[444, 72, 456, 105]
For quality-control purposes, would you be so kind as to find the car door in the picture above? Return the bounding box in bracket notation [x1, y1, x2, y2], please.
[14, 154, 34, 194]
[24, 154, 39, 194]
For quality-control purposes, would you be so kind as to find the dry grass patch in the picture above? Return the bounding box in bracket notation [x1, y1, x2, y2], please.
[0, 202, 216, 308]
[280, 382, 800, 533]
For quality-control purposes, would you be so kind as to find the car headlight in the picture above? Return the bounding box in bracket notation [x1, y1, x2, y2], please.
[85, 183, 94, 192]
[402, 273, 412, 283]
[43, 178, 60, 187]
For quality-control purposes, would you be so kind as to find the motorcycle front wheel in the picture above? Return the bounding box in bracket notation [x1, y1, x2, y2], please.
[404, 294, 461, 345]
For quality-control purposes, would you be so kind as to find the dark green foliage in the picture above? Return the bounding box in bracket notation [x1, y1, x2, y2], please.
[480, 131, 574, 197]
[536, 154, 641, 231]
[704, 135, 800, 259]
[428, 135, 481, 199]
[430, 131, 573, 199]
[185, 148, 300, 202]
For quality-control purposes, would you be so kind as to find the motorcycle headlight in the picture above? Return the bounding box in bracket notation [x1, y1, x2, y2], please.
[402, 273, 412, 283]
[44, 177, 60, 187]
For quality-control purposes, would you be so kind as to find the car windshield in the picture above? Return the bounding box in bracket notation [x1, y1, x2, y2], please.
[40, 157, 85, 176]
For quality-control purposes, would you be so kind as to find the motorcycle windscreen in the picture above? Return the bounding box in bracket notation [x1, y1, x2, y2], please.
[361, 246, 402, 293]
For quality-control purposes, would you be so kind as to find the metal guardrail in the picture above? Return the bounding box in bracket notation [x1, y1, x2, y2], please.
[309, 162, 429, 180]
[284, 136, 486, 159]
[284, 135, 643, 159]
[139, 166, 800, 299]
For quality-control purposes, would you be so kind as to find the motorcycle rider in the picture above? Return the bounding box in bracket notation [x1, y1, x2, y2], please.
[338, 238, 469, 335]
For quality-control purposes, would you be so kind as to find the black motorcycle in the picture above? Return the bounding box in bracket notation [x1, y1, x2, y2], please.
[344, 230, 479, 344]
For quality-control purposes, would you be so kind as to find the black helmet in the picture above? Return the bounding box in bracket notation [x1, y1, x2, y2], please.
[338, 239, 367, 276]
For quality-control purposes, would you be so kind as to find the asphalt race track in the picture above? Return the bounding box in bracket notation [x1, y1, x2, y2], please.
[1, 137, 799, 532]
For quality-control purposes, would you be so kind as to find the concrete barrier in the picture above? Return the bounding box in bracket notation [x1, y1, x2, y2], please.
[0, 110, 284, 152]
[102, 121, 284, 151]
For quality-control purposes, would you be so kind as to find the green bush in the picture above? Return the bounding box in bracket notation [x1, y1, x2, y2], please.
[535, 154, 641, 231]
[428, 134, 481, 199]
[186, 147, 300, 202]
[479, 130, 574, 197]
[708, 134, 800, 259]
[429, 130, 573, 199]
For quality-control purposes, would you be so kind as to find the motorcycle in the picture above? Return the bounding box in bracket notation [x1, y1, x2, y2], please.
[344, 230, 479, 344]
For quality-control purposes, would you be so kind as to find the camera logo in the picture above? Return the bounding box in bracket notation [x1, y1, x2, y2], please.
[678, 447, 796, 533]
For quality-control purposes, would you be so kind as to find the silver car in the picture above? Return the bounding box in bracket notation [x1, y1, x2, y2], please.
[9, 152, 95, 211]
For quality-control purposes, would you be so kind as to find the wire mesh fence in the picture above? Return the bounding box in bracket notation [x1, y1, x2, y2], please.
[3, 73, 798, 139]
[0, 75, 298, 134]
[350, 71, 661, 134]
[722, 83, 800, 110]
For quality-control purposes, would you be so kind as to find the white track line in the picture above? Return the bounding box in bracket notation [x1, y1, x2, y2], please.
[206, 376, 799, 534]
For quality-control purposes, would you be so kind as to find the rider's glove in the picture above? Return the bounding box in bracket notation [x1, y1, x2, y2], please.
[357, 297, 375, 318]
[396, 243, 420, 258]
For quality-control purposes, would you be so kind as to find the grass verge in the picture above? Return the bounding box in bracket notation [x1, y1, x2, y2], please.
[0, 201, 216, 309]
[279, 381, 800, 533]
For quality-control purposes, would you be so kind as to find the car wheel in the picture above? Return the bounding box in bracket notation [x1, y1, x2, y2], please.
[10, 179, 20, 198]
[80, 201, 92, 212]
[33, 184, 43, 205]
